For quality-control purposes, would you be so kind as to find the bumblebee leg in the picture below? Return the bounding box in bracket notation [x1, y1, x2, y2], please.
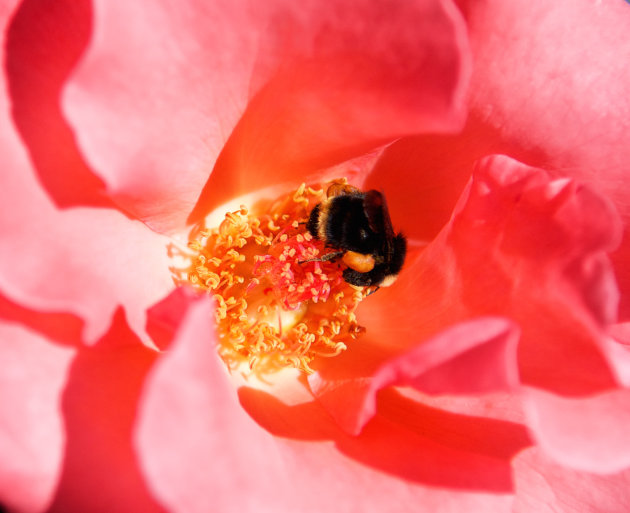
[299, 251, 344, 264]
[366, 286, 380, 296]
[342, 251, 375, 273]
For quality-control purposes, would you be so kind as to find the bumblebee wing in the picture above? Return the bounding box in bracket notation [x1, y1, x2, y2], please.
[363, 190, 395, 256]
[363, 190, 386, 234]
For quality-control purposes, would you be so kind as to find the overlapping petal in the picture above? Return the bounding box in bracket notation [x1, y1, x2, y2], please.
[2, 0, 630, 511]
[135, 292, 523, 513]
[43, 310, 164, 513]
[513, 448, 630, 513]
[0, 319, 74, 513]
[0, 134, 173, 343]
[4, 0, 112, 209]
[309, 317, 520, 435]
[456, 0, 630, 317]
[0, 2, 174, 344]
[62, 0, 471, 232]
[309, 154, 625, 475]
[522, 386, 630, 474]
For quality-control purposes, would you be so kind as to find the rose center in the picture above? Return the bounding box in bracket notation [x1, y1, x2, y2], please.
[186, 181, 367, 374]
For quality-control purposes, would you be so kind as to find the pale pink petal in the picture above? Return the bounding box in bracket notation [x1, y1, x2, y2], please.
[64, 0, 470, 232]
[0, 1, 19, 22]
[0, 319, 75, 513]
[609, 322, 630, 345]
[372, 317, 520, 396]
[459, 0, 630, 318]
[522, 386, 630, 474]
[513, 448, 630, 513]
[135, 294, 518, 513]
[0, 155, 174, 342]
[0, 91, 173, 343]
[136, 296, 291, 513]
[309, 317, 520, 434]
[605, 322, 630, 386]
[4, 0, 114, 210]
[45, 310, 164, 513]
[463, 0, 630, 213]
[397, 390, 527, 426]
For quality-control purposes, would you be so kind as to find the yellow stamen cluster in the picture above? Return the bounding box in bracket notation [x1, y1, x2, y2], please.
[186, 182, 367, 374]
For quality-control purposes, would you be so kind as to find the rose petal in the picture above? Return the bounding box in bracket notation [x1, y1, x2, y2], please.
[396, 389, 527, 425]
[1, 2, 174, 344]
[191, 0, 471, 223]
[522, 386, 630, 474]
[310, 155, 622, 469]
[0, 164, 174, 343]
[604, 323, 630, 386]
[63, 0, 470, 232]
[364, 115, 531, 243]
[136, 296, 294, 513]
[145, 286, 200, 351]
[460, 0, 630, 317]
[377, 0, 630, 318]
[360, 155, 620, 392]
[464, 0, 630, 212]
[513, 448, 630, 513]
[0, 94, 173, 343]
[241, 386, 529, 495]
[45, 309, 164, 513]
[0, 293, 83, 347]
[135, 294, 519, 513]
[309, 317, 520, 434]
[0, 320, 75, 513]
[4, 0, 115, 210]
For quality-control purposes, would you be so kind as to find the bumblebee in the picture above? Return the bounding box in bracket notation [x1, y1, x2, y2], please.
[305, 182, 407, 290]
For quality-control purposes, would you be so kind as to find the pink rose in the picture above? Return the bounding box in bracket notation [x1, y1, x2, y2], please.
[2, 1, 630, 513]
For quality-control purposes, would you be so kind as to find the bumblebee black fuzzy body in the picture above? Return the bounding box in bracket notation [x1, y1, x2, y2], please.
[306, 183, 407, 289]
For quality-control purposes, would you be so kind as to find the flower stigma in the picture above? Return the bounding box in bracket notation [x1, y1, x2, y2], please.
[186, 180, 370, 375]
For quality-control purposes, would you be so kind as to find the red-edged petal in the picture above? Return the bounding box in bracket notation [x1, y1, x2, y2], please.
[513, 448, 630, 513]
[0, 320, 75, 513]
[63, 0, 470, 232]
[242, 386, 528, 497]
[310, 317, 520, 434]
[135, 294, 522, 512]
[44, 309, 164, 513]
[372, 0, 630, 318]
